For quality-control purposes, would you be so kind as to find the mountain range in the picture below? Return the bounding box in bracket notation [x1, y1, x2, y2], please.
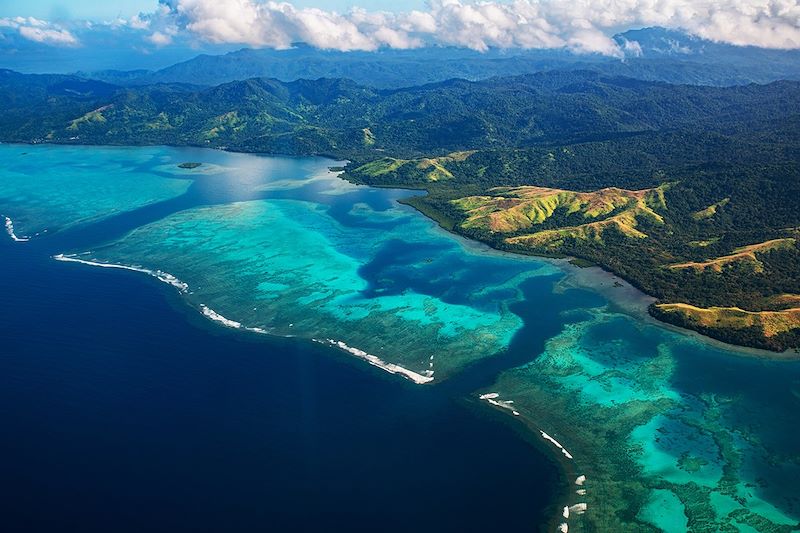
[77, 28, 800, 89]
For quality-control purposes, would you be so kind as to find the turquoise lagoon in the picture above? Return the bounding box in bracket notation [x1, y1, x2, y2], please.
[488, 306, 800, 531]
[2, 144, 799, 531]
[0, 144, 192, 238]
[81, 197, 555, 379]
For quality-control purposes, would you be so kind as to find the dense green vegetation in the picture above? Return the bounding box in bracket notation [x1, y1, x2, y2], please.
[1, 67, 798, 350]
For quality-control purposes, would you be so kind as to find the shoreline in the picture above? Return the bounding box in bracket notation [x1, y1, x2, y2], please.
[393, 196, 800, 361]
[555, 261, 800, 361]
[7, 142, 795, 529]
[6, 140, 796, 359]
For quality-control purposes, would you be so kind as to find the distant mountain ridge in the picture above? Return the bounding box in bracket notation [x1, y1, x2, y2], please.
[78, 28, 800, 89]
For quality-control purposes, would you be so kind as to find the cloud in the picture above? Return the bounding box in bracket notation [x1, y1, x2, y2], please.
[619, 37, 643, 57]
[18, 26, 79, 46]
[156, 0, 421, 51]
[4, 0, 800, 55]
[149, 0, 800, 55]
[147, 31, 173, 46]
[0, 16, 79, 47]
[420, 0, 800, 54]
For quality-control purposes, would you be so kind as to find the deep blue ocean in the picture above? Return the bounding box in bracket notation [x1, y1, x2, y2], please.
[3, 145, 799, 532]
[0, 210, 562, 532]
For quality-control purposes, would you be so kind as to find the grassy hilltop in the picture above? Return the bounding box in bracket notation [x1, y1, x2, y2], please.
[1, 68, 799, 350]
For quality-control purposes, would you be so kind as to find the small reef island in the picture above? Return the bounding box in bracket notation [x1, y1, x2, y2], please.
[1, 36, 800, 533]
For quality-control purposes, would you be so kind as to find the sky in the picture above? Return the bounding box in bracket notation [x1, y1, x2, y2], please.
[0, 1, 155, 20]
[1, 0, 799, 73]
[0, 1, 425, 20]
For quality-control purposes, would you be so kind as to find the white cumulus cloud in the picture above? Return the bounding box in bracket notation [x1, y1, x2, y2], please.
[147, 31, 173, 46]
[6, 0, 800, 54]
[0, 16, 79, 47]
[150, 0, 800, 55]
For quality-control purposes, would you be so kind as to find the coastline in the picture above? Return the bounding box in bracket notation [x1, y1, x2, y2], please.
[393, 194, 800, 361]
[6, 140, 796, 358]
[2, 142, 795, 531]
[555, 261, 800, 361]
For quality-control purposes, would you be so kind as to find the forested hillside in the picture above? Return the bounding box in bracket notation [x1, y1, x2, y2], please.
[1, 68, 798, 350]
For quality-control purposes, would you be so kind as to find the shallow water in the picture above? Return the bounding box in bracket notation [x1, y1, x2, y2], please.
[1, 143, 799, 532]
[489, 307, 800, 531]
[0, 144, 192, 236]
[83, 196, 556, 379]
[0, 144, 564, 532]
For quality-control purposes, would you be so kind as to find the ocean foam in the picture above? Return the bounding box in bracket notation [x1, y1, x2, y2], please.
[425, 354, 434, 377]
[569, 503, 588, 514]
[558, 523, 568, 533]
[53, 254, 435, 385]
[320, 339, 434, 384]
[200, 305, 243, 329]
[4, 216, 29, 242]
[478, 393, 582, 528]
[480, 393, 523, 416]
[53, 254, 280, 337]
[540, 431, 574, 460]
[53, 254, 189, 292]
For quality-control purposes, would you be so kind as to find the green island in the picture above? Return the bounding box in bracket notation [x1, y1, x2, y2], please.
[1, 68, 799, 352]
[177, 161, 202, 169]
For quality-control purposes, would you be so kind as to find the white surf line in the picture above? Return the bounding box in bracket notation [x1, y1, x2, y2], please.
[425, 354, 435, 378]
[4, 216, 30, 242]
[568, 503, 587, 514]
[198, 305, 273, 336]
[479, 393, 578, 458]
[479, 392, 520, 415]
[54, 254, 277, 338]
[478, 392, 589, 533]
[53, 254, 189, 292]
[558, 484, 589, 531]
[556, 476, 589, 532]
[567, 476, 589, 530]
[200, 304, 243, 329]
[540, 430, 574, 460]
[319, 339, 434, 384]
[174, 310, 433, 385]
[53, 255, 433, 386]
